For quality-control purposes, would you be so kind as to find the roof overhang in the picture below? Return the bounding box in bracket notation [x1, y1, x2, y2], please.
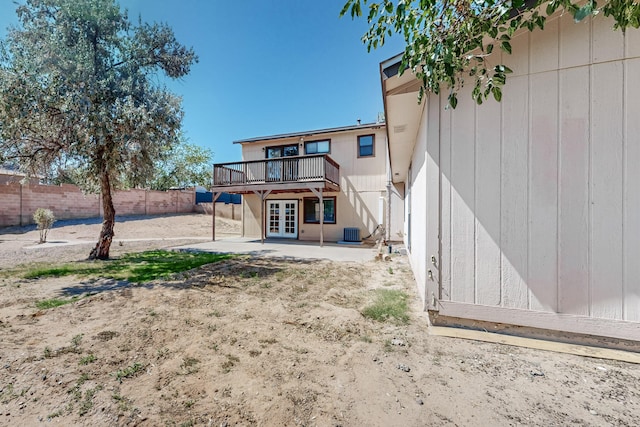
[234, 122, 385, 145]
[380, 54, 425, 184]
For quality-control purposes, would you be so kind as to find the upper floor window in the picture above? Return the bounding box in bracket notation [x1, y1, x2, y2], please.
[304, 139, 330, 155]
[266, 144, 298, 158]
[358, 134, 375, 157]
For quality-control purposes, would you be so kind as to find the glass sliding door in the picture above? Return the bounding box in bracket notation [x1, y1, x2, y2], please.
[266, 144, 298, 182]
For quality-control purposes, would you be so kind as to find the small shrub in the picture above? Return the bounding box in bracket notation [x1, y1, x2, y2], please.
[71, 334, 83, 348]
[47, 409, 64, 419]
[114, 362, 145, 382]
[180, 357, 200, 375]
[112, 393, 133, 412]
[33, 208, 55, 243]
[221, 354, 239, 373]
[362, 289, 410, 325]
[79, 385, 102, 416]
[79, 354, 96, 365]
[0, 383, 17, 404]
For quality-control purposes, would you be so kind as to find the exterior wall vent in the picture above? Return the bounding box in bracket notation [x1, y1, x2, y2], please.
[343, 227, 360, 242]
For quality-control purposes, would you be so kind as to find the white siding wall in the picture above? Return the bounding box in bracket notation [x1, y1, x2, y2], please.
[409, 14, 640, 334]
[407, 105, 428, 305]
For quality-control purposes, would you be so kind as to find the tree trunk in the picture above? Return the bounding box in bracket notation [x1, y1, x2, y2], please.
[88, 169, 115, 260]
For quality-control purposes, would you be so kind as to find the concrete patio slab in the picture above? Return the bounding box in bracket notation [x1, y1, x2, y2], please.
[173, 237, 381, 262]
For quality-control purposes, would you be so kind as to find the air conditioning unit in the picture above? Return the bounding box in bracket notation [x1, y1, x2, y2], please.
[343, 227, 360, 242]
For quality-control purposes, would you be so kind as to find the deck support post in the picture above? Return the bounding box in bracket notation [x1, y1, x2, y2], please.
[211, 192, 222, 241]
[253, 190, 272, 244]
[310, 187, 324, 247]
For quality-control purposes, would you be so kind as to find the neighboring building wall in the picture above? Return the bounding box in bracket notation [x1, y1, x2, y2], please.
[0, 182, 195, 227]
[406, 13, 640, 338]
[240, 127, 396, 242]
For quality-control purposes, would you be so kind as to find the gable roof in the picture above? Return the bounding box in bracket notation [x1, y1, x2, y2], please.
[233, 122, 385, 144]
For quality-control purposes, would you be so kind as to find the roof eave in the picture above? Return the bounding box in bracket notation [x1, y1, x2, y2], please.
[233, 122, 386, 145]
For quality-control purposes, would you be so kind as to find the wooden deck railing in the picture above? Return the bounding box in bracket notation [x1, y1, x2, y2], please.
[213, 154, 340, 188]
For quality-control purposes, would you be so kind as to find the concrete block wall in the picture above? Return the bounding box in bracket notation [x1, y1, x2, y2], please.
[0, 181, 195, 227]
[26, 183, 101, 223]
[111, 189, 146, 216]
[0, 184, 21, 227]
[195, 202, 241, 220]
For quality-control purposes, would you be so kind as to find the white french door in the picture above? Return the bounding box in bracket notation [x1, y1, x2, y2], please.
[266, 200, 298, 238]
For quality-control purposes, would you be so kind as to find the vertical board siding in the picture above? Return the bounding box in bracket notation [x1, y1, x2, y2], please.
[436, 15, 639, 325]
[623, 58, 640, 321]
[450, 88, 476, 303]
[500, 75, 530, 310]
[426, 95, 441, 307]
[528, 71, 559, 313]
[590, 61, 624, 320]
[409, 106, 429, 303]
[558, 67, 591, 316]
[440, 106, 452, 301]
[592, 15, 625, 63]
[475, 97, 502, 306]
[559, 14, 590, 68]
[530, 16, 559, 73]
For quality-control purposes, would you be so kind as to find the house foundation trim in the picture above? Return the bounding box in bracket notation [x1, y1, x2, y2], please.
[434, 301, 640, 342]
[428, 326, 640, 364]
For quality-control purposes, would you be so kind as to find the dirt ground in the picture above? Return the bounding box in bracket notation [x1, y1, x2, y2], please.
[0, 214, 639, 426]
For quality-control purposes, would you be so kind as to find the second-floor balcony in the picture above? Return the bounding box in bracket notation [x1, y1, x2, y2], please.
[212, 154, 340, 194]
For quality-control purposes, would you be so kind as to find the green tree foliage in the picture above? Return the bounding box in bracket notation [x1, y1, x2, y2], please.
[45, 139, 213, 191]
[148, 137, 213, 191]
[341, 0, 639, 107]
[0, 0, 197, 259]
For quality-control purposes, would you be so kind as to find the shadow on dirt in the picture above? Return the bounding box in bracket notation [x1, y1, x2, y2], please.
[0, 213, 199, 235]
[56, 255, 315, 298]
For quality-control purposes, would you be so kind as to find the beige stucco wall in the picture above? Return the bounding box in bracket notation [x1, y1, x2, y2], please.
[239, 127, 401, 242]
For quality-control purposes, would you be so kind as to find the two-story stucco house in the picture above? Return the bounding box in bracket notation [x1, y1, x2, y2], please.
[211, 123, 404, 245]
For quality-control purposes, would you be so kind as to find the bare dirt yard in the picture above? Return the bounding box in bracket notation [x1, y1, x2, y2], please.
[0, 213, 639, 426]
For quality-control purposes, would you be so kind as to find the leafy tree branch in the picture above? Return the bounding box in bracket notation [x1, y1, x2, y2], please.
[341, 0, 639, 107]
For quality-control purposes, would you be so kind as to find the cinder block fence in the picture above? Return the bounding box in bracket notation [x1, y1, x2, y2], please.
[0, 181, 195, 227]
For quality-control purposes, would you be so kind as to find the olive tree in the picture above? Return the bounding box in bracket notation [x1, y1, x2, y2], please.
[0, 0, 197, 259]
[148, 137, 213, 191]
[341, 0, 639, 107]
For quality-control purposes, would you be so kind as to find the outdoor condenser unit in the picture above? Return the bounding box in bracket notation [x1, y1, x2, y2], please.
[343, 227, 360, 242]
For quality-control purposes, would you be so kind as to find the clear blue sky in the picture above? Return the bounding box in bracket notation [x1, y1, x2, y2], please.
[0, 0, 405, 164]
